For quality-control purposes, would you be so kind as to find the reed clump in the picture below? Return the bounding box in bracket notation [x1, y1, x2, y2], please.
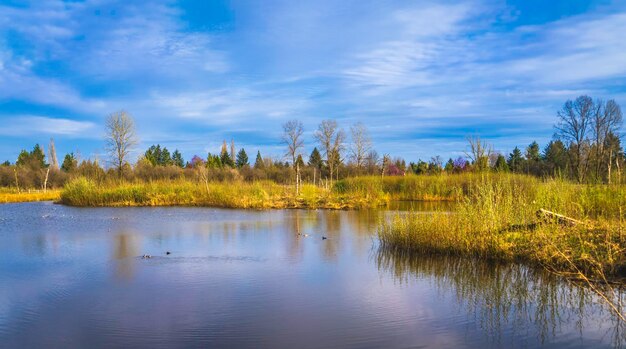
[378, 175, 626, 280]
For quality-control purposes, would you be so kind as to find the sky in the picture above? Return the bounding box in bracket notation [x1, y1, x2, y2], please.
[1, 0, 626, 165]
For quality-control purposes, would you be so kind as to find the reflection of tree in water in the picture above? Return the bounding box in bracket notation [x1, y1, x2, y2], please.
[322, 210, 341, 260]
[112, 232, 139, 280]
[376, 249, 626, 348]
[285, 210, 304, 262]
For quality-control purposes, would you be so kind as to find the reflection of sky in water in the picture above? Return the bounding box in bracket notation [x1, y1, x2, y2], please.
[0, 202, 624, 348]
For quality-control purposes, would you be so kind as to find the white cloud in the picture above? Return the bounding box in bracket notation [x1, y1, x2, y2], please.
[0, 116, 97, 137]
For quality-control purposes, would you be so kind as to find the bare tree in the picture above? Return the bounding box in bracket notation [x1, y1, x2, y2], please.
[592, 99, 623, 181]
[464, 136, 492, 171]
[349, 122, 372, 168]
[105, 110, 137, 178]
[314, 120, 345, 182]
[281, 120, 304, 166]
[556, 96, 593, 182]
[48, 138, 59, 170]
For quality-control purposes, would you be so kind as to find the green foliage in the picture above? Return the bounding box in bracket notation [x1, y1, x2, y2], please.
[378, 175, 626, 279]
[507, 147, 524, 172]
[220, 147, 234, 167]
[144, 144, 173, 166]
[295, 154, 304, 168]
[444, 158, 454, 172]
[172, 149, 185, 168]
[206, 153, 222, 169]
[494, 154, 508, 172]
[61, 153, 78, 172]
[254, 151, 264, 169]
[308, 147, 323, 169]
[236, 148, 249, 168]
[525, 141, 540, 162]
[16, 144, 46, 169]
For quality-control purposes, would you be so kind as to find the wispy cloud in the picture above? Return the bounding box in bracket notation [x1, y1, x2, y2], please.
[0, 116, 97, 137]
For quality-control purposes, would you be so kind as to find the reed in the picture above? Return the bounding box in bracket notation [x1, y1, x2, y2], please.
[59, 177, 390, 209]
[378, 175, 626, 280]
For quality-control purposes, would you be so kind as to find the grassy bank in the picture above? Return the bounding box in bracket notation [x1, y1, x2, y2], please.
[59, 177, 392, 209]
[58, 173, 547, 209]
[378, 176, 626, 280]
[0, 189, 61, 203]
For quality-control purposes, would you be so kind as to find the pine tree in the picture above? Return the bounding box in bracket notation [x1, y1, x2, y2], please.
[172, 150, 185, 168]
[507, 147, 524, 172]
[236, 148, 249, 168]
[207, 153, 222, 168]
[61, 153, 78, 172]
[295, 154, 305, 169]
[543, 140, 567, 175]
[254, 151, 264, 169]
[494, 154, 508, 172]
[526, 141, 540, 162]
[308, 147, 323, 169]
[220, 146, 234, 167]
[31, 144, 46, 167]
[160, 147, 172, 166]
[444, 158, 454, 172]
[144, 145, 160, 165]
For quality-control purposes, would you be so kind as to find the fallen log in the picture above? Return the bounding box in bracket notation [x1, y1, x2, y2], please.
[536, 208, 583, 227]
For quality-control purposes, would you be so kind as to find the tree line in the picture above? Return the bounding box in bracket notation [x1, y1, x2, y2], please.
[1, 95, 623, 190]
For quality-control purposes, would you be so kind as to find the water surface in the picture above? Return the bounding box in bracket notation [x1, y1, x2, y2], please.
[0, 202, 623, 348]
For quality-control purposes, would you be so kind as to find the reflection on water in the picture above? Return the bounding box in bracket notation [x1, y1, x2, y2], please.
[377, 249, 626, 348]
[0, 201, 623, 348]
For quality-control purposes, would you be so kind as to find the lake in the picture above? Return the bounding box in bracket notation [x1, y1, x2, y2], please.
[0, 201, 624, 348]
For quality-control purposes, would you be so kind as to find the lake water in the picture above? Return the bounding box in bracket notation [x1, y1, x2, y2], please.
[0, 201, 624, 348]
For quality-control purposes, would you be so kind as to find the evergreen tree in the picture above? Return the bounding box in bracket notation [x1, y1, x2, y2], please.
[254, 151, 264, 169]
[444, 158, 454, 172]
[61, 153, 78, 172]
[295, 154, 305, 169]
[144, 145, 161, 165]
[308, 147, 323, 169]
[16, 150, 30, 166]
[206, 153, 222, 169]
[160, 147, 172, 166]
[172, 149, 185, 168]
[543, 140, 567, 175]
[1, 160, 9, 166]
[16, 144, 46, 168]
[220, 146, 234, 167]
[525, 141, 540, 162]
[236, 148, 249, 168]
[507, 147, 524, 172]
[494, 154, 508, 172]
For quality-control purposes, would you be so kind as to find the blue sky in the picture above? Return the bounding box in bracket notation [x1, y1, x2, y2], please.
[1, 0, 626, 164]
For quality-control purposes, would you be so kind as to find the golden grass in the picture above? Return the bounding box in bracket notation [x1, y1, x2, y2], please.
[378, 175, 626, 280]
[0, 189, 61, 203]
[59, 177, 390, 209]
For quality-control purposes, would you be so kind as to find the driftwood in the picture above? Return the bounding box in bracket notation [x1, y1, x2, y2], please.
[536, 208, 583, 227]
[499, 208, 584, 233]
